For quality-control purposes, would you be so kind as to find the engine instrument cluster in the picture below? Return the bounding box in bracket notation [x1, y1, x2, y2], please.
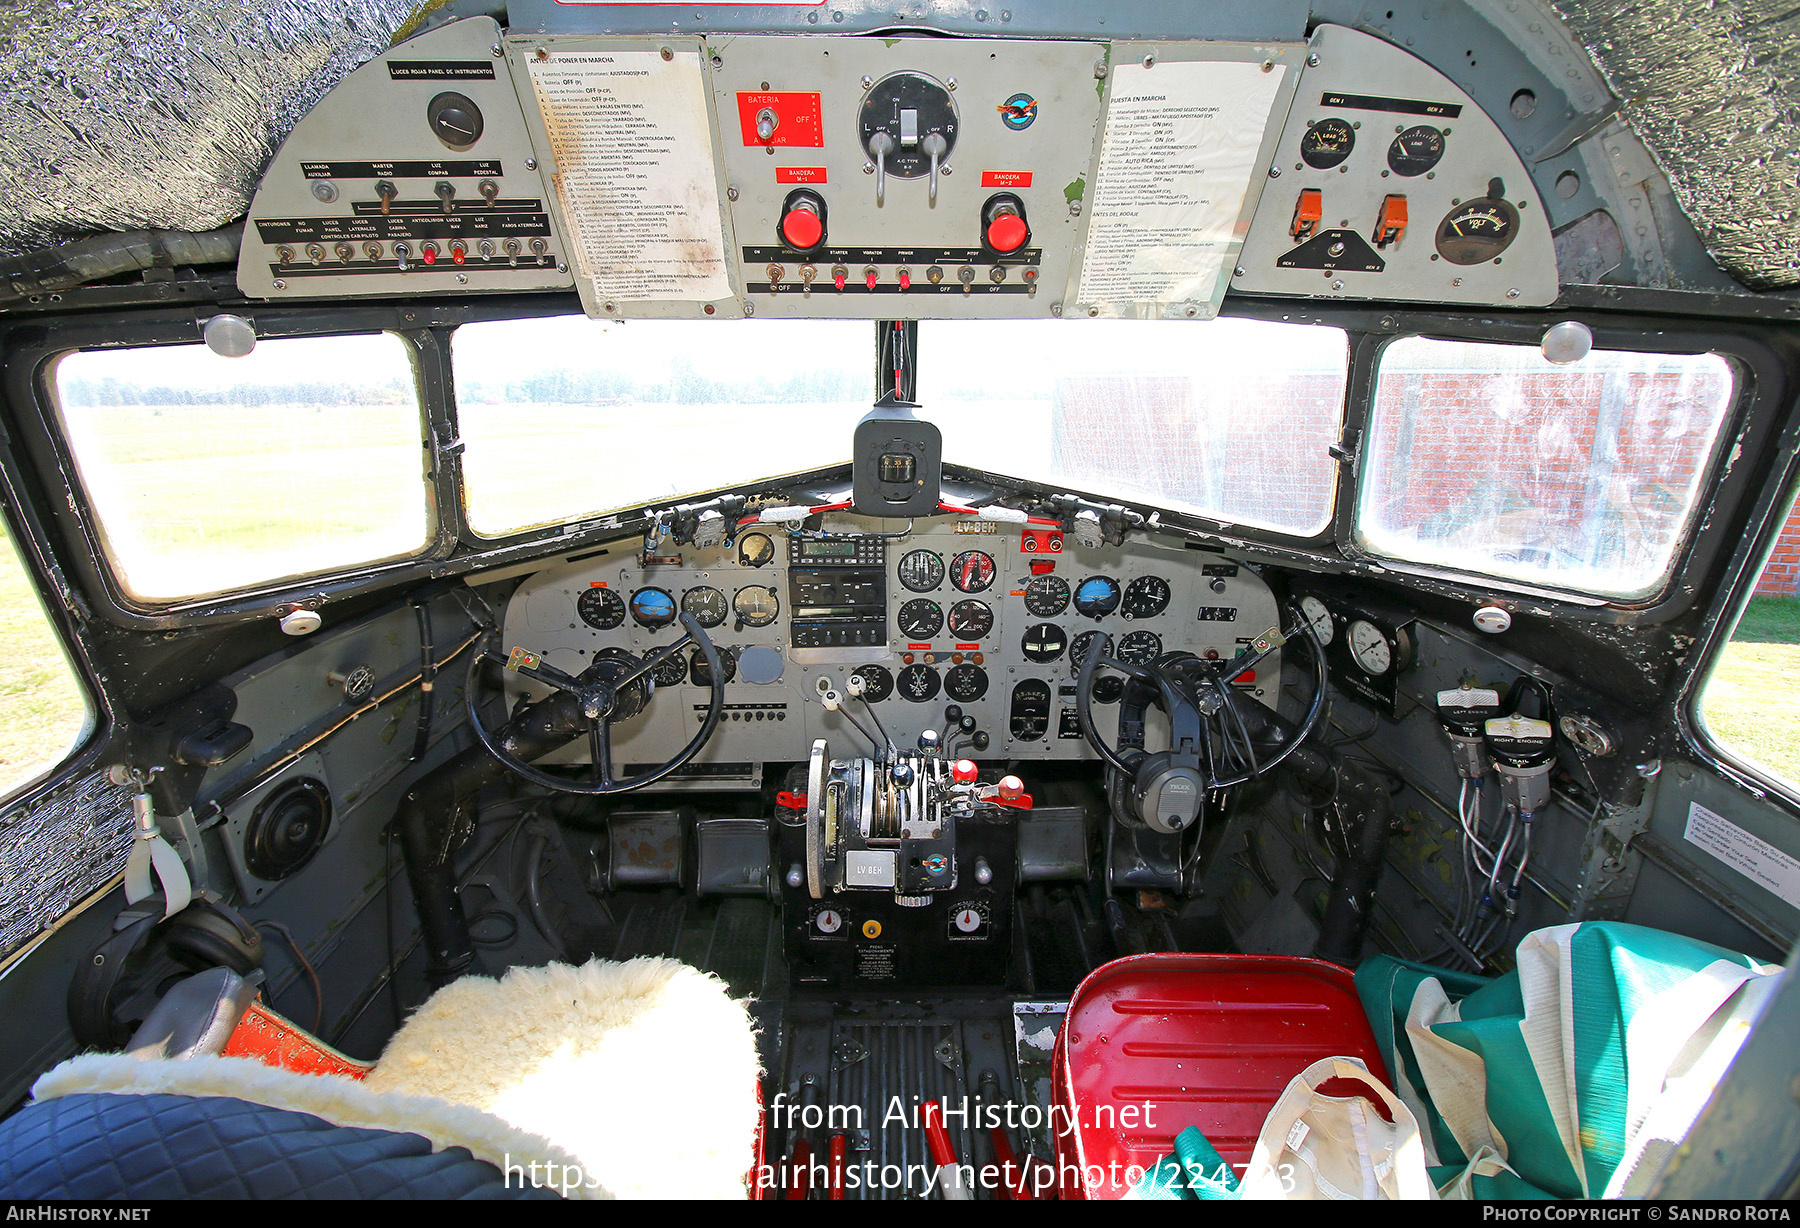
[498, 516, 1281, 788]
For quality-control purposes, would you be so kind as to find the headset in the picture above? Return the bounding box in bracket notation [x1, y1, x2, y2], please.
[68, 896, 264, 1049]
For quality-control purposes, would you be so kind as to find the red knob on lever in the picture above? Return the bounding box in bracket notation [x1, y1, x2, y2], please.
[953, 759, 978, 783]
[998, 775, 1024, 800]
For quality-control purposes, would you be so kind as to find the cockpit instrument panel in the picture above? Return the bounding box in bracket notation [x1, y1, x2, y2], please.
[497, 518, 1280, 788]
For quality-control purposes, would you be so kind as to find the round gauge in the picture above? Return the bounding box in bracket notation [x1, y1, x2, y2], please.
[1093, 675, 1125, 704]
[681, 586, 727, 629]
[649, 651, 688, 688]
[1121, 575, 1171, 620]
[737, 532, 775, 568]
[1387, 125, 1445, 177]
[947, 600, 993, 640]
[576, 586, 626, 630]
[1020, 622, 1067, 663]
[1300, 596, 1335, 646]
[944, 663, 989, 703]
[1347, 619, 1393, 675]
[1435, 196, 1520, 265]
[689, 645, 737, 687]
[897, 598, 945, 640]
[629, 586, 678, 629]
[898, 549, 945, 592]
[1070, 629, 1107, 673]
[950, 550, 996, 593]
[1116, 629, 1164, 665]
[1073, 576, 1121, 619]
[851, 664, 894, 703]
[814, 907, 843, 935]
[733, 585, 780, 628]
[897, 663, 941, 703]
[1023, 573, 1070, 616]
[1300, 116, 1356, 169]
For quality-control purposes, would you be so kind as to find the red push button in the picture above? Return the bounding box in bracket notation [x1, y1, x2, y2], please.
[781, 205, 823, 249]
[987, 213, 1028, 253]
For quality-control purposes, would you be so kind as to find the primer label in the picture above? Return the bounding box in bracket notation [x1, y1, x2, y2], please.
[1684, 801, 1800, 910]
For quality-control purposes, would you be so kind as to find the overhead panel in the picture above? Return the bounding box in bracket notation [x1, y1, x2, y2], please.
[1234, 25, 1557, 308]
[236, 17, 574, 300]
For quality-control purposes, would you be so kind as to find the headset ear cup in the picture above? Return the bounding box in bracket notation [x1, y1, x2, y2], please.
[164, 900, 264, 975]
[67, 912, 161, 1050]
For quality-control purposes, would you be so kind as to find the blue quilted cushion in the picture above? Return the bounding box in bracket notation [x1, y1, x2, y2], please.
[0, 1093, 559, 1199]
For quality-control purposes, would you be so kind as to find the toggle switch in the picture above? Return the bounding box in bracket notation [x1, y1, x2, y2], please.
[864, 266, 879, 291]
[831, 264, 848, 291]
[1291, 188, 1322, 241]
[420, 241, 439, 266]
[1373, 194, 1408, 248]
[478, 179, 499, 206]
[435, 181, 456, 214]
[897, 267, 912, 291]
[755, 107, 779, 143]
[375, 179, 398, 216]
[448, 240, 467, 265]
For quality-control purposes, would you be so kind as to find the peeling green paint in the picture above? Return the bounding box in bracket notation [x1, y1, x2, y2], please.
[1095, 44, 1111, 99]
[883, 38, 901, 48]
[1064, 176, 1085, 206]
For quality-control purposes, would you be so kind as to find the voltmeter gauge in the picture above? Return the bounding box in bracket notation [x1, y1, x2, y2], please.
[576, 586, 626, 630]
[897, 598, 945, 640]
[1386, 125, 1445, 177]
[898, 549, 945, 592]
[1300, 117, 1356, 169]
[1073, 576, 1121, 619]
[1435, 196, 1520, 265]
[1300, 596, 1335, 646]
[1023, 574, 1070, 616]
[1347, 618, 1393, 675]
[732, 585, 780, 628]
[737, 532, 775, 568]
[950, 550, 996, 593]
[629, 587, 678, 629]
[947, 600, 993, 640]
[1122, 575, 1171, 619]
[681, 586, 727, 628]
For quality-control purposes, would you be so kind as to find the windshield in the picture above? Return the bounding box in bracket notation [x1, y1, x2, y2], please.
[452, 317, 872, 537]
[919, 319, 1349, 536]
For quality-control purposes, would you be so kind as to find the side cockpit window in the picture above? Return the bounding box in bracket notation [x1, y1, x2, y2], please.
[1356, 337, 1736, 600]
[0, 519, 90, 801]
[51, 334, 432, 602]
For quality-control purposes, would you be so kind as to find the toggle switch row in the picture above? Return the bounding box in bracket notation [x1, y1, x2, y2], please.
[274, 237, 548, 270]
[1290, 188, 1409, 250]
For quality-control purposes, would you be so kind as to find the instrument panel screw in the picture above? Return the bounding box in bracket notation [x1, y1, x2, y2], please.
[1050, 302, 1063, 316]
[556, 262, 568, 274]
[862, 75, 873, 89]
[1506, 287, 1522, 298]
[1068, 199, 1082, 216]
[526, 157, 538, 170]
[1268, 166, 1280, 177]
[727, 185, 739, 201]
[271, 279, 286, 291]
[535, 47, 548, 61]
[1141, 53, 1156, 69]
[1234, 265, 1245, 277]
[1307, 52, 1320, 67]
[1094, 60, 1107, 79]
[947, 77, 957, 90]
[490, 43, 502, 57]
[1087, 306, 1099, 317]
[660, 47, 673, 61]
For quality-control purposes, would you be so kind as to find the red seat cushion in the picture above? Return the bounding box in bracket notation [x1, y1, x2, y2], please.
[1054, 953, 1389, 1199]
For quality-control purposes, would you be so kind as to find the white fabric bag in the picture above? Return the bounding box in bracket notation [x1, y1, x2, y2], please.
[1237, 1056, 1434, 1200]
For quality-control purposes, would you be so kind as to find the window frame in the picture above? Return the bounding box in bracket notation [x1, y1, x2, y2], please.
[1336, 321, 1772, 615]
[9, 314, 457, 622]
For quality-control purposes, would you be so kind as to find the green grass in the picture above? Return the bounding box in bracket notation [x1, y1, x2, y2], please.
[0, 528, 88, 797]
[1701, 597, 1800, 785]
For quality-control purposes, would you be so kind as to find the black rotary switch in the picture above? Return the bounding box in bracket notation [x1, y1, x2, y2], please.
[428, 92, 484, 150]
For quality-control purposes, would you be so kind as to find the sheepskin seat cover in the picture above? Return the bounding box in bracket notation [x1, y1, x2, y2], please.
[364, 956, 761, 1199]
